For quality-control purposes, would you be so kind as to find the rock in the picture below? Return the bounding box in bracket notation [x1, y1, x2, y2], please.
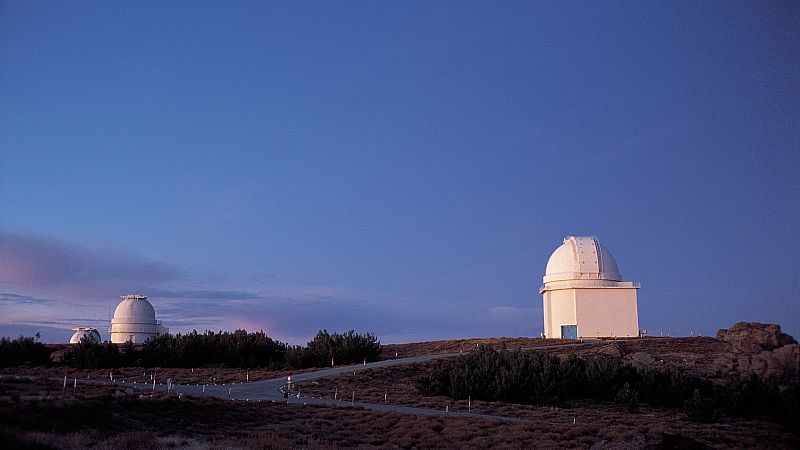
[598, 343, 624, 357]
[716, 322, 797, 352]
[716, 323, 798, 385]
[624, 351, 657, 367]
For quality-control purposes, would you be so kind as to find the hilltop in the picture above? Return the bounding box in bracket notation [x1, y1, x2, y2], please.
[0, 322, 797, 449]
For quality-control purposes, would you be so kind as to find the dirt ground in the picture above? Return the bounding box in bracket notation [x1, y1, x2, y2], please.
[1, 336, 797, 449]
[2, 390, 795, 449]
[380, 337, 565, 359]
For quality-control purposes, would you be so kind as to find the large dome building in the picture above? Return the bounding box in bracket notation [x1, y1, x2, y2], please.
[109, 294, 169, 344]
[540, 236, 640, 339]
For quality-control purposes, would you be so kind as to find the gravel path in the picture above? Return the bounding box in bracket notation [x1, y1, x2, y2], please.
[129, 340, 595, 421]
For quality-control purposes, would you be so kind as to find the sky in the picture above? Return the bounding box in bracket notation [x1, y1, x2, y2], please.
[1, 1, 798, 344]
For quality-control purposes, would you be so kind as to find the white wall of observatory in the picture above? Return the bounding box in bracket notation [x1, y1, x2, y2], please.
[540, 236, 640, 339]
[543, 288, 639, 338]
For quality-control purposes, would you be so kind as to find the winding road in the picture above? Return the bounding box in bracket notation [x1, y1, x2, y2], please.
[126, 341, 595, 421]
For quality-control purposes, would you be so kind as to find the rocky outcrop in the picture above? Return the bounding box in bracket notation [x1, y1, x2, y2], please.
[716, 322, 796, 352]
[715, 322, 798, 385]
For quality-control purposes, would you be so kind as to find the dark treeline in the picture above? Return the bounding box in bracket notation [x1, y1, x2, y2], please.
[60, 329, 380, 370]
[1, 330, 380, 370]
[0, 336, 50, 367]
[416, 346, 798, 428]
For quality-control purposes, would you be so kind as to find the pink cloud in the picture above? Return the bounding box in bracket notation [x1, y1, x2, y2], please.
[0, 231, 178, 298]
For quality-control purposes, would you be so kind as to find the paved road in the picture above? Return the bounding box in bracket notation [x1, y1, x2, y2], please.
[126, 340, 596, 421]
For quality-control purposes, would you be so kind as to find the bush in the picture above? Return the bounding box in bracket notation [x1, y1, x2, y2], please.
[615, 382, 639, 412]
[416, 346, 795, 424]
[302, 330, 381, 367]
[0, 336, 51, 367]
[62, 341, 122, 369]
[54, 329, 381, 370]
[684, 388, 716, 422]
[137, 330, 288, 369]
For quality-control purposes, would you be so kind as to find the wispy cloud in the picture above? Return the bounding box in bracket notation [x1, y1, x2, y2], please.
[0, 231, 544, 344]
[0, 292, 52, 306]
[0, 231, 179, 298]
[146, 288, 262, 301]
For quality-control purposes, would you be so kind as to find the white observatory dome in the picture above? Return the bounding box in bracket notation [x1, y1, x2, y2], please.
[543, 236, 622, 284]
[540, 235, 640, 339]
[69, 327, 102, 344]
[112, 295, 156, 323]
[109, 294, 168, 344]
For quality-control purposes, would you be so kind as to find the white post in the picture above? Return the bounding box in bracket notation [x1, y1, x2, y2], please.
[246, 370, 249, 383]
[331, 357, 334, 367]
[202, 384, 206, 393]
[363, 357, 366, 366]
[384, 392, 387, 403]
[152, 379, 156, 393]
[73, 378, 77, 392]
[469, 396, 471, 413]
[334, 388, 337, 400]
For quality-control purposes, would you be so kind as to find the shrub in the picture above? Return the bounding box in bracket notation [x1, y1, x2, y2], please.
[0, 336, 51, 367]
[55, 329, 381, 370]
[296, 330, 381, 368]
[62, 341, 122, 369]
[683, 388, 716, 422]
[615, 382, 639, 412]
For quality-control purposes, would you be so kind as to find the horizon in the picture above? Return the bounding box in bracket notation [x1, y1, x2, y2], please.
[1, 2, 798, 344]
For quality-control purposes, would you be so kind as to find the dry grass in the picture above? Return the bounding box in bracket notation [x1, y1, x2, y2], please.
[381, 337, 564, 358]
[2, 337, 797, 449]
[1, 385, 796, 449]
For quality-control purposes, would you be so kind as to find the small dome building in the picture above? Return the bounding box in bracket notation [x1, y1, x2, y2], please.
[540, 236, 640, 339]
[109, 294, 169, 344]
[69, 327, 102, 344]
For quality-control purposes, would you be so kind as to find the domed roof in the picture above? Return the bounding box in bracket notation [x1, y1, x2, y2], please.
[112, 294, 156, 324]
[543, 236, 622, 283]
[69, 327, 101, 344]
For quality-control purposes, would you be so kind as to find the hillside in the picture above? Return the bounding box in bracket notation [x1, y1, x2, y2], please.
[0, 322, 797, 449]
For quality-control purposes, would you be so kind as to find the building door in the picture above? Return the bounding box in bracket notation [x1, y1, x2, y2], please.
[561, 325, 578, 339]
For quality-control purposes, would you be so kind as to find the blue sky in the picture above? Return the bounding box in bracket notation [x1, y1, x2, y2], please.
[1, 1, 798, 344]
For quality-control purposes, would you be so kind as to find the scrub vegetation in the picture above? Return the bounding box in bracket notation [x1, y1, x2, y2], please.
[2, 326, 798, 448]
[415, 346, 798, 428]
[3, 330, 381, 370]
[0, 335, 50, 367]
